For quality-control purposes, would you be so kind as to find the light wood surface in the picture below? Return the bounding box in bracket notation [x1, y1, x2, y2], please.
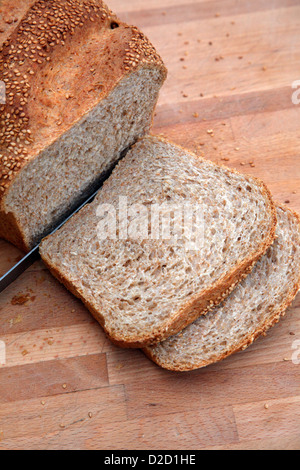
[0, 0, 299, 450]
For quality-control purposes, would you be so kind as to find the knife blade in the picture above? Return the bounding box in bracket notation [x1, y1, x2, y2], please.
[0, 187, 100, 294]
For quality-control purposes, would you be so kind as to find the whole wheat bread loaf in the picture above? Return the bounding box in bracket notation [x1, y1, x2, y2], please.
[40, 136, 277, 348]
[0, 0, 167, 251]
[144, 205, 300, 371]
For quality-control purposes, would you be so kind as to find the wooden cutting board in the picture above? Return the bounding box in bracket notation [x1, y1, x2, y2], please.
[0, 0, 299, 450]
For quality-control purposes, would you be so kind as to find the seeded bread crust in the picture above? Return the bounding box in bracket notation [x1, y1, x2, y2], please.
[144, 204, 300, 370]
[0, 0, 167, 250]
[40, 136, 277, 348]
[0, 0, 35, 45]
[0, 0, 37, 251]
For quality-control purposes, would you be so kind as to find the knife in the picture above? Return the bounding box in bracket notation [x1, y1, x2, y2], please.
[0, 187, 100, 294]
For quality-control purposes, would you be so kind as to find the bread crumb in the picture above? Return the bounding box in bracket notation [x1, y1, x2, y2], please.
[11, 294, 30, 306]
[12, 314, 23, 325]
[62, 384, 67, 389]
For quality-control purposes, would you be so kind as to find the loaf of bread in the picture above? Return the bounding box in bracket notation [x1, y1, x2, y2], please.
[144, 205, 300, 371]
[0, 0, 167, 251]
[40, 136, 277, 348]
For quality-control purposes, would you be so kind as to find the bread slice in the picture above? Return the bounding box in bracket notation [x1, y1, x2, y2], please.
[40, 136, 277, 347]
[0, 0, 167, 251]
[144, 205, 300, 371]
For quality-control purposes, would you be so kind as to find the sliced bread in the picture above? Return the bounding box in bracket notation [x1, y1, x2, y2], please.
[0, 0, 36, 46]
[0, 0, 167, 251]
[40, 136, 277, 347]
[144, 205, 300, 371]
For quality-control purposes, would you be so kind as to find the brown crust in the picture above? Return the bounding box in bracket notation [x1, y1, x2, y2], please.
[0, 208, 28, 251]
[144, 204, 300, 370]
[0, 0, 167, 250]
[40, 137, 277, 348]
[0, 0, 35, 47]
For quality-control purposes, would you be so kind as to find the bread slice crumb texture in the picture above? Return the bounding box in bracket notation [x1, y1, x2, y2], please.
[145, 205, 300, 371]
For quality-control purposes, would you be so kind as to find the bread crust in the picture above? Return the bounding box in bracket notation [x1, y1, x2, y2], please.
[40, 137, 277, 348]
[0, 0, 167, 251]
[0, 0, 35, 46]
[0, 208, 28, 252]
[144, 204, 300, 370]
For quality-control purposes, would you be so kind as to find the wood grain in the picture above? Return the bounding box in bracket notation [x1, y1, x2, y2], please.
[0, 0, 299, 450]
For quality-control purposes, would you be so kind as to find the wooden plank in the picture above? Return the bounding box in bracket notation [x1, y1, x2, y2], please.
[0, 322, 108, 368]
[111, 0, 300, 28]
[0, 402, 238, 450]
[123, 362, 300, 420]
[0, 354, 109, 404]
[0, 267, 95, 335]
[233, 396, 300, 443]
[0, 386, 126, 450]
